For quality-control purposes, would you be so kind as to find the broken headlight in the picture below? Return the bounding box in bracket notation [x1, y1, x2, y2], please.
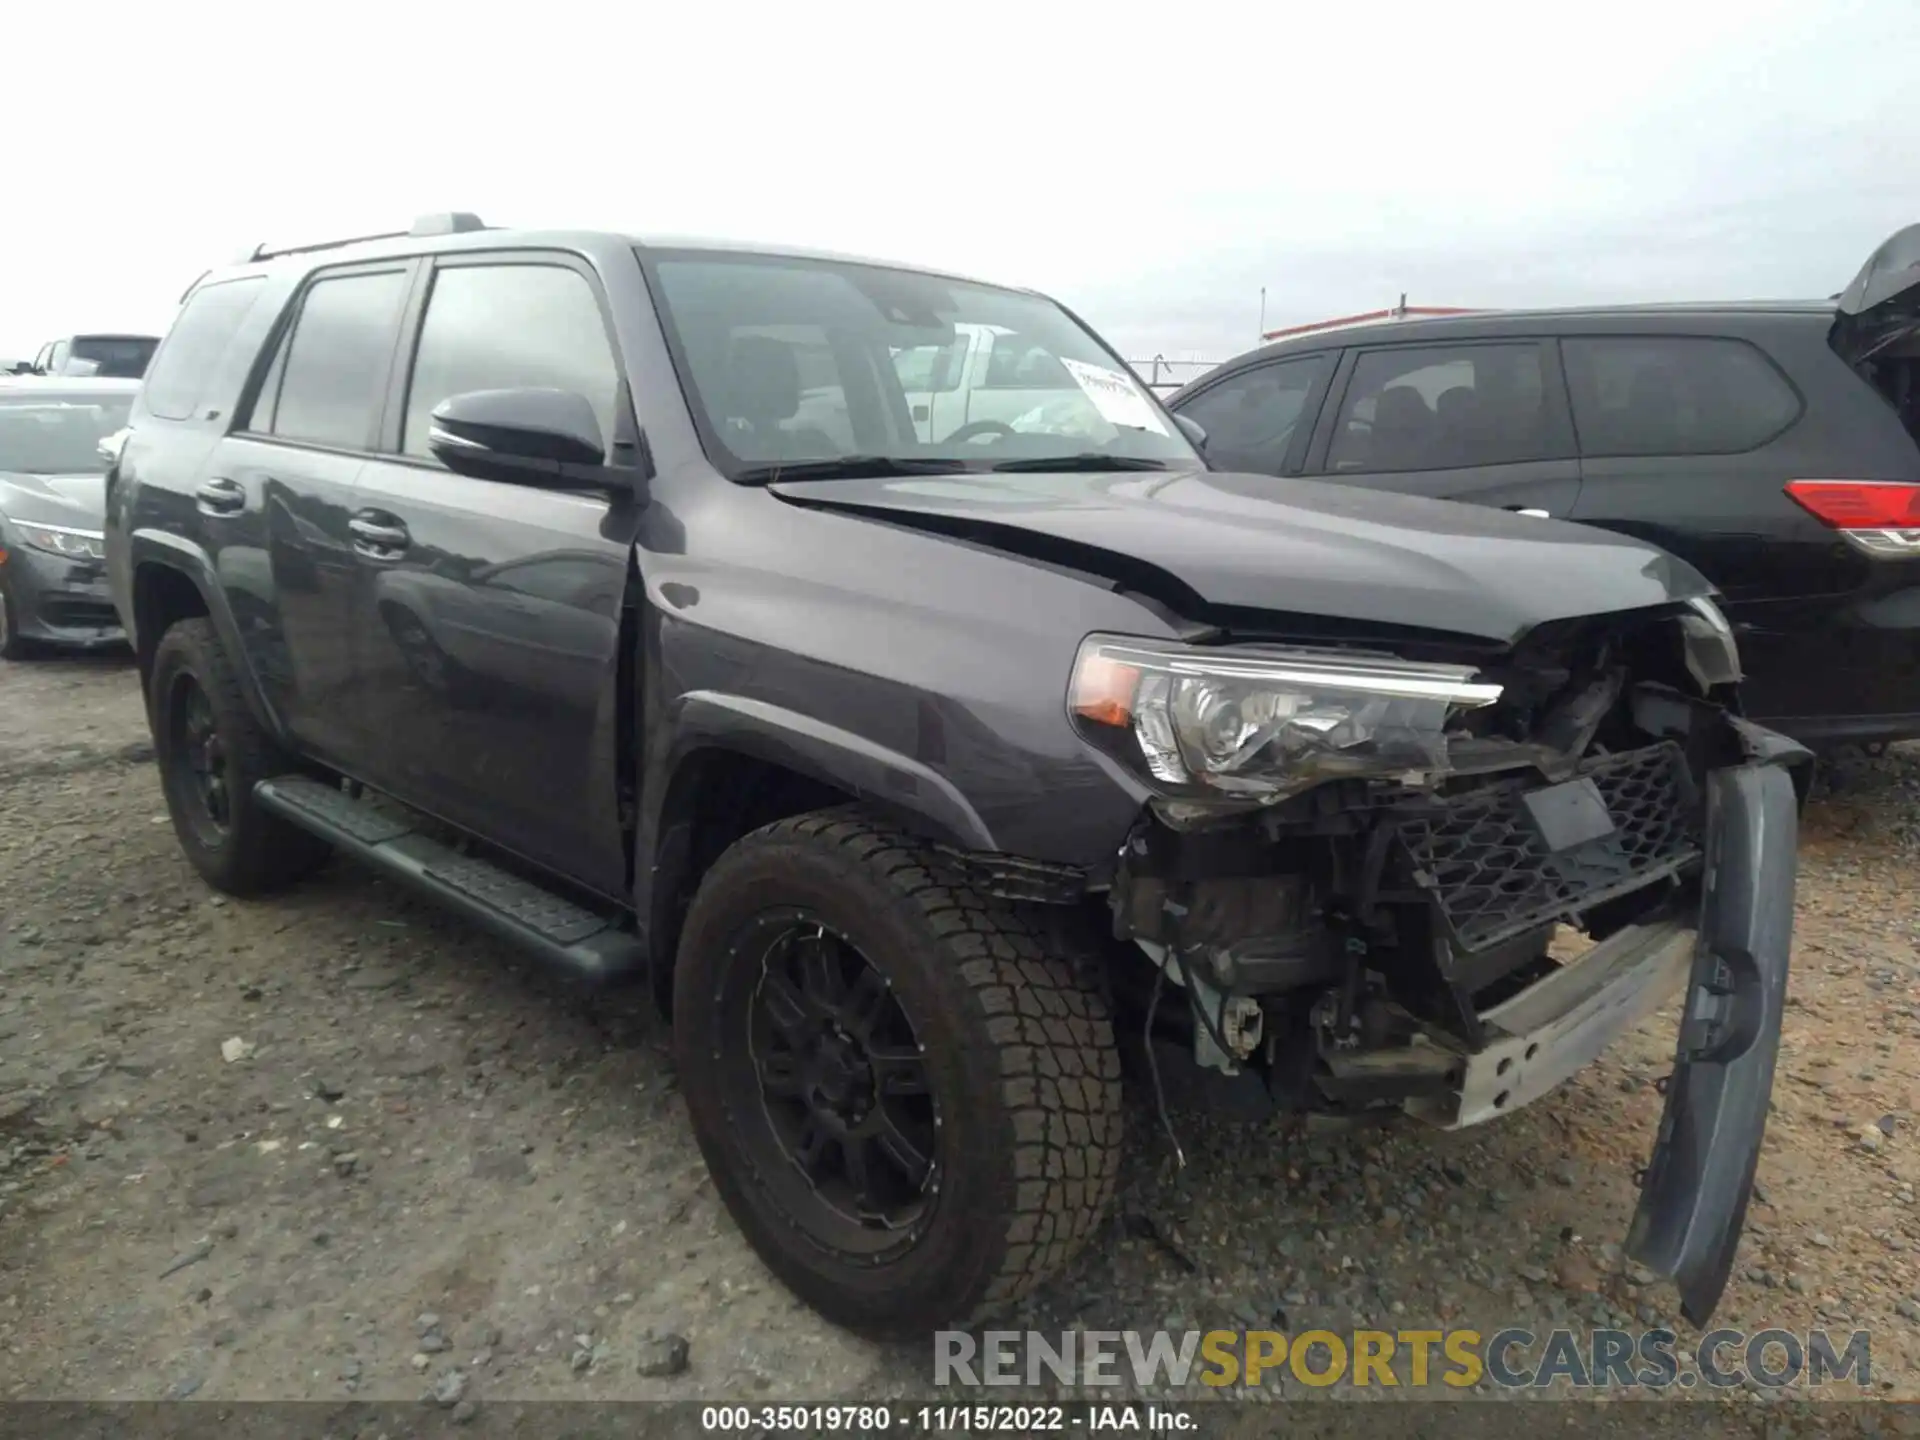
[1068, 635, 1502, 804]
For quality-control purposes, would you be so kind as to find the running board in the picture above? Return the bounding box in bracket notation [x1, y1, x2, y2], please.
[253, 776, 643, 979]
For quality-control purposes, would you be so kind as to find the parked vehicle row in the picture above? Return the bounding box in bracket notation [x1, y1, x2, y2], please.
[1166, 228, 1920, 748]
[100, 213, 1804, 1339]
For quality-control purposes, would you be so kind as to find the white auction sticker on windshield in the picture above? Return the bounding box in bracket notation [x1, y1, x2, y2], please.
[1060, 358, 1170, 434]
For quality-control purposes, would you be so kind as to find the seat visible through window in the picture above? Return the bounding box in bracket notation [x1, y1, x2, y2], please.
[719, 335, 838, 462]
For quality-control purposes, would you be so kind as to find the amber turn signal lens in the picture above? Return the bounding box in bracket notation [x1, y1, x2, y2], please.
[1070, 653, 1140, 728]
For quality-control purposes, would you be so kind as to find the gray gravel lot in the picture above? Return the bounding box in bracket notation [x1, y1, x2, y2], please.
[2, 650, 1917, 1409]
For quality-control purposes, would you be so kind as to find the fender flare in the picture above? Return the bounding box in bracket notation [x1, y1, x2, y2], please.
[633, 689, 998, 957]
[127, 529, 288, 745]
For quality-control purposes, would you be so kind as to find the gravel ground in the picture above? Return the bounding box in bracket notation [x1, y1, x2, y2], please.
[2, 650, 1917, 1411]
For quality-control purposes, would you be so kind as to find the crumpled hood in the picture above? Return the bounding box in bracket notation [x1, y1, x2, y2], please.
[770, 468, 1712, 646]
[0, 471, 106, 530]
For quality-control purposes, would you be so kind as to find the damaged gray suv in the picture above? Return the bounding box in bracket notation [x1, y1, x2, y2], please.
[106, 215, 1806, 1336]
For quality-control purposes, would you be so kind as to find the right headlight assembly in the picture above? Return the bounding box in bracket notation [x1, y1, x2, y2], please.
[1068, 634, 1503, 805]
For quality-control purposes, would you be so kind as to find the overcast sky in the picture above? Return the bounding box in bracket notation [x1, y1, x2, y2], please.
[6, 0, 1917, 377]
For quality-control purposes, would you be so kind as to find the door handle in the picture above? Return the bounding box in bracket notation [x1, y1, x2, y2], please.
[1508, 506, 1551, 519]
[195, 477, 246, 515]
[348, 514, 411, 553]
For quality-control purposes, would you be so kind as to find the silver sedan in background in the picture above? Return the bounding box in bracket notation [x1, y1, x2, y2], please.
[0, 377, 137, 659]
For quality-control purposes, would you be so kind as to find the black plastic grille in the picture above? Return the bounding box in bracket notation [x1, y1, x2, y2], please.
[1395, 742, 1701, 953]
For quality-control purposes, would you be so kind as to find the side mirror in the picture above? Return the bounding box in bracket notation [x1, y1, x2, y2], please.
[1172, 413, 1208, 453]
[429, 388, 634, 492]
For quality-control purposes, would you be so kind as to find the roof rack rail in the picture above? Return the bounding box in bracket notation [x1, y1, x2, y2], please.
[236, 212, 488, 265]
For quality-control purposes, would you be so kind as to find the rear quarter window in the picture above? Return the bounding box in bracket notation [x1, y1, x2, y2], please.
[143, 279, 268, 421]
[1562, 335, 1801, 457]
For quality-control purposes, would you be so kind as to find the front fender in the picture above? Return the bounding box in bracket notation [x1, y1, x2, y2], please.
[631, 690, 1000, 964]
[666, 689, 996, 849]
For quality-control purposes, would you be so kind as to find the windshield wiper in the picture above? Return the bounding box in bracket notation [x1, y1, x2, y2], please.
[734, 455, 973, 484]
[989, 453, 1172, 473]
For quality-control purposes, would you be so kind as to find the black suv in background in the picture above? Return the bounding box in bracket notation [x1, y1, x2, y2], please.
[1169, 226, 1920, 748]
[107, 214, 1802, 1335]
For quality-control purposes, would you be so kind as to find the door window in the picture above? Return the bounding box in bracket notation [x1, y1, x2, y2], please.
[1562, 336, 1801, 457]
[264, 269, 411, 449]
[401, 263, 620, 458]
[1328, 342, 1554, 473]
[1175, 355, 1331, 474]
[145, 280, 266, 421]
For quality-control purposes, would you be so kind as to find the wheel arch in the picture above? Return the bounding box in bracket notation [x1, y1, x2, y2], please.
[636, 691, 1000, 1008]
[127, 533, 284, 743]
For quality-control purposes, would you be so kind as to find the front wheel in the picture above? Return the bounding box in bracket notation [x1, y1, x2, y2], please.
[673, 812, 1123, 1337]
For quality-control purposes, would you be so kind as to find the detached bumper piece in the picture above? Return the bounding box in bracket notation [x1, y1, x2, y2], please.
[1627, 754, 1800, 1325]
[1393, 721, 1803, 1327]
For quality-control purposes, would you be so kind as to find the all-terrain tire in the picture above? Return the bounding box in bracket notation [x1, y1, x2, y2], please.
[149, 618, 331, 896]
[673, 810, 1124, 1338]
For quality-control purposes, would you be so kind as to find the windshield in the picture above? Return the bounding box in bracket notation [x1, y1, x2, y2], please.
[68, 337, 158, 378]
[643, 250, 1199, 476]
[0, 394, 134, 474]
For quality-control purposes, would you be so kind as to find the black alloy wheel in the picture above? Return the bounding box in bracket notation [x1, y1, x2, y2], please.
[729, 912, 940, 1254]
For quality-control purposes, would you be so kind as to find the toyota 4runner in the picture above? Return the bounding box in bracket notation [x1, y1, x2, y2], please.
[106, 214, 1807, 1337]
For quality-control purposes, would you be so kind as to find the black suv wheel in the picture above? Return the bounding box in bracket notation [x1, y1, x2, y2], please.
[674, 812, 1123, 1337]
[150, 618, 331, 895]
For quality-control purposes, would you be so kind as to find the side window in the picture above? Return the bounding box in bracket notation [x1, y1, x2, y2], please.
[268, 269, 411, 449]
[1327, 342, 1553, 473]
[401, 263, 620, 458]
[1175, 355, 1331, 475]
[1562, 336, 1800, 457]
[144, 279, 266, 421]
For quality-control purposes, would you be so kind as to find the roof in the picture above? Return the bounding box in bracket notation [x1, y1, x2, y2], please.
[1237, 299, 1839, 362]
[219, 218, 1012, 295]
[0, 376, 142, 396]
[1261, 305, 1481, 341]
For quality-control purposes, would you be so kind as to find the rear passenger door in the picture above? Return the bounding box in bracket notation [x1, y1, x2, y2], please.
[346, 253, 639, 898]
[1301, 340, 1582, 517]
[203, 261, 415, 769]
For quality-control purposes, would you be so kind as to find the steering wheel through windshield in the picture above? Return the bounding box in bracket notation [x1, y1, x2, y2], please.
[943, 420, 1018, 445]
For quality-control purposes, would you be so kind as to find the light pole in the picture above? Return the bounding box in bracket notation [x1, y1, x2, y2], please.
[1259, 286, 1267, 341]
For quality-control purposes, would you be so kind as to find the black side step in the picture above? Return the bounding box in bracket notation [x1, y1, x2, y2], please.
[254, 776, 643, 979]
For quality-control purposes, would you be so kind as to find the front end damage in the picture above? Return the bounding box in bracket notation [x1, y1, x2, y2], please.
[1082, 601, 1807, 1325]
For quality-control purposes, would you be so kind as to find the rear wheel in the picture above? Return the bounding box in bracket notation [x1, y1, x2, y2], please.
[674, 812, 1123, 1337]
[150, 618, 331, 895]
